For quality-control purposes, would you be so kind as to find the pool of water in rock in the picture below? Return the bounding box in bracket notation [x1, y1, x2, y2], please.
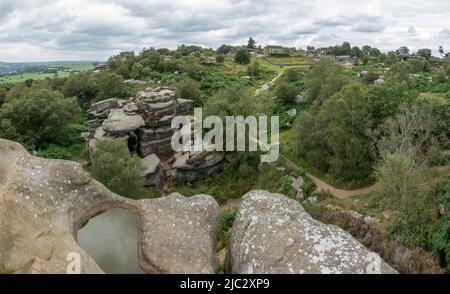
[77, 208, 144, 274]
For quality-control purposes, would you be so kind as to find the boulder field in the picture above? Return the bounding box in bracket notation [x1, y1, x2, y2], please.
[0, 139, 397, 274]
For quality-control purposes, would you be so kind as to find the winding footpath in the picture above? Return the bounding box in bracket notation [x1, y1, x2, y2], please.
[282, 155, 379, 199]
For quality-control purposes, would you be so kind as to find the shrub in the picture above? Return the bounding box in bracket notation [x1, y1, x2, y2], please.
[234, 47, 250, 64]
[177, 77, 202, 106]
[91, 140, 148, 199]
[215, 55, 225, 63]
[275, 81, 297, 104]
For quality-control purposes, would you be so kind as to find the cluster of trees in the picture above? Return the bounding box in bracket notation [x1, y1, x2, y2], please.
[295, 57, 449, 183]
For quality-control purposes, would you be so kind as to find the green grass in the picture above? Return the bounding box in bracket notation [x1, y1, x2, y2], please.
[0, 63, 93, 84]
[0, 265, 13, 274]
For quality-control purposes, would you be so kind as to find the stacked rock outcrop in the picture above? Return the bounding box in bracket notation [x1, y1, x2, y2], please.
[84, 87, 224, 188]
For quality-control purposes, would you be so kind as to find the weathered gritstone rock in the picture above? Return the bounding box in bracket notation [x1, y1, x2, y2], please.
[138, 193, 219, 273]
[227, 190, 398, 274]
[102, 108, 145, 136]
[141, 154, 164, 189]
[173, 151, 225, 182]
[0, 139, 218, 274]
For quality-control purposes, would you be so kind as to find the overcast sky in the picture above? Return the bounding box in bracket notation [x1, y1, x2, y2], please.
[1, 0, 450, 62]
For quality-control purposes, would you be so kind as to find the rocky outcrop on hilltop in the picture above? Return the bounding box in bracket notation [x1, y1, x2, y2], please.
[0, 139, 219, 274]
[84, 87, 224, 188]
[226, 190, 398, 274]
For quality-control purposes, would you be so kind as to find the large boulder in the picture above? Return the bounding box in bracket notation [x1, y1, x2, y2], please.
[0, 139, 218, 274]
[227, 190, 398, 274]
[138, 193, 218, 273]
[102, 108, 145, 136]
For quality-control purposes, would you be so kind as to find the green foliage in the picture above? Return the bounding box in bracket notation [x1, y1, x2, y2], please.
[391, 61, 411, 82]
[91, 140, 148, 199]
[215, 55, 225, 63]
[177, 77, 202, 106]
[304, 57, 349, 111]
[247, 37, 257, 49]
[385, 51, 398, 66]
[63, 71, 126, 104]
[216, 208, 238, 250]
[0, 89, 81, 150]
[216, 44, 234, 55]
[375, 153, 441, 248]
[204, 86, 270, 118]
[246, 60, 260, 76]
[0, 265, 13, 274]
[296, 82, 375, 182]
[275, 81, 297, 104]
[0, 86, 6, 106]
[37, 143, 84, 160]
[368, 77, 417, 126]
[234, 47, 251, 65]
[430, 214, 450, 273]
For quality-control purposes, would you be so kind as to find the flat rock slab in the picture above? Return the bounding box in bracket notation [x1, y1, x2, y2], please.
[102, 108, 145, 135]
[227, 190, 398, 274]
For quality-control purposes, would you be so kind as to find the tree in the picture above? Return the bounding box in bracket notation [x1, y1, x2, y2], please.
[438, 46, 445, 57]
[391, 60, 411, 82]
[361, 55, 369, 65]
[0, 89, 81, 150]
[417, 48, 432, 60]
[140, 49, 161, 70]
[0, 87, 6, 107]
[368, 77, 417, 127]
[217, 44, 233, 55]
[275, 81, 297, 104]
[408, 58, 427, 73]
[377, 101, 447, 165]
[91, 140, 147, 199]
[385, 51, 398, 66]
[296, 82, 375, 181]
[351, 46, 363, 58]
[362, 45, 372, 55]
[177, 77, 202, 106]
[320, 82, 375, 181]
[234, 47, 251, 64]
[396, 46, 410, 60]
[130, 62, 144, 79]
[247, 37, 257, 49]
[304, 57, 349, 112]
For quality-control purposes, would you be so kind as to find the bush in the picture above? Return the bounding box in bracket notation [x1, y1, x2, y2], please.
[375, 153, 441, 248]
[234, 47, 250, 64]
[215, 55, 225, 63]
[177, 77, 202, 106]
[275, 81, 297, 104]
[247, 60, 260, 76]
[91, 140, 148, 199]
[37, 143, 83, 160]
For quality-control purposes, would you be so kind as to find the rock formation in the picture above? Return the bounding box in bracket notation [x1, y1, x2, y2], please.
[172, 151, 225, 182]
[0, 139, 219, 274]
[84, 87, 224, 187]
[226, 190, 398, 274]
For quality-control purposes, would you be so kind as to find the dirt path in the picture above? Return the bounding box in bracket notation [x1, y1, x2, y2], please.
[282, 156, 379, 199]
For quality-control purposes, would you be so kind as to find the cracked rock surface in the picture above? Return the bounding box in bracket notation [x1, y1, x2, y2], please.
[227, 190, 397, 274]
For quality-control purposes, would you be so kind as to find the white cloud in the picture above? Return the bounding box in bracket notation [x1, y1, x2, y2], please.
[0, 0, 449, 61]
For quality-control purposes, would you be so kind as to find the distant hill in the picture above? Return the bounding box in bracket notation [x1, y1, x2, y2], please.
[0, 61, 100, 75]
